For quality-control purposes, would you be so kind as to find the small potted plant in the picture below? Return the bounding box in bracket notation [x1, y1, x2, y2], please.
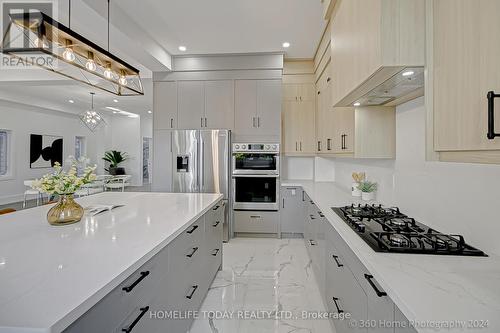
[358, 181, 377, 201]
[103, 150, 128, 175]
[351, 172, 365, 197]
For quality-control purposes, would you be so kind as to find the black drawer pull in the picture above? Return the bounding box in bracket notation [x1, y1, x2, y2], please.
[309, 240, 317, 246]
[212, 248, 220, 256]
[364, 274, 387, 297]
[212, 205, 220, 211]
[213, 221, 220, 227]
[122, 271, 150, 293]
[332, 297, 344, 313]
[488, 91, 500, 139]
[187, 225, 199, 234]
[186, 285, 199, 299]
[186, 247, 199, 258]
[121, 306, 149, 333]
[332, 255, 343, 267]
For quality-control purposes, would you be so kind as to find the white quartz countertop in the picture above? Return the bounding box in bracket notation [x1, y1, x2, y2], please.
[282, 180, 500, 333]
[0, 192, 222, 333]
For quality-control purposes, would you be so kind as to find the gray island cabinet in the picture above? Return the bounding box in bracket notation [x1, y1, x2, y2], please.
[65, 201, 224, 333]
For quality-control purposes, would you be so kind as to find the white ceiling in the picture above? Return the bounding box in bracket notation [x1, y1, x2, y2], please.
[0, 78, 153, 118]
[0, 0, 325, 118]
[114, 0, 326, 58]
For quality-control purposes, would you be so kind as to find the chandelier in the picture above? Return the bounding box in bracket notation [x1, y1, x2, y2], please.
[80, 92, 106, 131]
[0, 1, 143, 96]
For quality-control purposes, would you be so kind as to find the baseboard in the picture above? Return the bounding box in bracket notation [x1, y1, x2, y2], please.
[280, 232, 304, 239]
[234, 232, 279, 239]
[0, 194, 24, 206]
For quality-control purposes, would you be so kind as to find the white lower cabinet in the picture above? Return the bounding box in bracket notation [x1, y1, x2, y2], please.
[234, 210, 279, 234]
[295, 187, 416, 333]
[280, 186, 305, 235]
[65, 200, 224, 333]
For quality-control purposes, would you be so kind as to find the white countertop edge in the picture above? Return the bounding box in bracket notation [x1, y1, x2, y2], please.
[50, 193, 224, 333]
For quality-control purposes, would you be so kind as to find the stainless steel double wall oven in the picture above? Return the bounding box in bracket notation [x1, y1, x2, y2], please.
[232, 143, 280, 211]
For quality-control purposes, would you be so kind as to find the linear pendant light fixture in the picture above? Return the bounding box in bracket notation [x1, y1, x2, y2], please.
[1, 0, 143, 96]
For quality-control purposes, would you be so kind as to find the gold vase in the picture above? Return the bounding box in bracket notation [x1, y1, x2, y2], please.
[47, 194, 84, 226]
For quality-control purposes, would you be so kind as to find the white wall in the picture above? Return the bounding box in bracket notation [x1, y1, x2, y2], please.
[0, 101, 110, 204]
[109, 116, 142, 187]
[331, 97, 500, 256]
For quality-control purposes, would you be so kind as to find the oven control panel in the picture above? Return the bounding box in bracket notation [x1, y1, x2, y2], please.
[233, 143, 279, 153]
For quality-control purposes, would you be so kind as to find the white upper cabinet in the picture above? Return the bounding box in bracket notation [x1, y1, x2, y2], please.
[153, 81, 177, 130]
[330, 0, 425, 107]
[177, 80, 234, 130]
[256, 80, 282, 136]
[235, 79, 282, 137]
[204, 80, 234, 129]
[178, 81, 205, 129]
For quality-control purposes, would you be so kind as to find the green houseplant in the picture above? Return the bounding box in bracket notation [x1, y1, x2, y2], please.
[357, 181, 377, 201]
[103, 150, 128, 175]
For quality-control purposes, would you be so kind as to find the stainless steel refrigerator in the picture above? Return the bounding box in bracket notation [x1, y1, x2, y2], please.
[172, 129, 231, 241]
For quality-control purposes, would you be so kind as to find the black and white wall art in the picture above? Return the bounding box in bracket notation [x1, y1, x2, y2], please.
[30, 134, 63, 168]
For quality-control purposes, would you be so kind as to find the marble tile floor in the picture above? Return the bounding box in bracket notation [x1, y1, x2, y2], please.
[189, 238, 335, 333]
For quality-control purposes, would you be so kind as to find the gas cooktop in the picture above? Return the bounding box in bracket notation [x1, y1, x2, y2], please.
[332, 204, 487, 256]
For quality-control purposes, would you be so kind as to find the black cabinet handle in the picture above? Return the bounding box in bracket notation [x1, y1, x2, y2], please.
[212, 221, 220, 227]
[332, 297, 344, 313]
[282, 198, 285, 208]
[122, 271, 150, 293]
[487, 91, 500, 139]
[186, 285, 199, 299]
[332, 255, 343, 267]
[341, 134, 346, 150]
[187, 225, 199, 234]
[212, 248, 220, 256]
[186, 247, 199, 258]
[317, 141, 322, 151]
[212, 205, 220, 211]
[309, 239, 317, 246]
[121, 306, 149, 333]
[327, 138, 332, 150]
[327, 77, 331, 82]
[309, 214, 316, 220]
[364, 274, 387, 297]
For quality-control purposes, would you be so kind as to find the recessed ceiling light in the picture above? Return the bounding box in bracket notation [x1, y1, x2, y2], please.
[147, 110, 152, 114]
[178, 46, 187, 52]
[353, 102, 361, 107]
[113, 99, 118, 103]
[68, 99, 74, 103]
[402, 70, 414, 77]
[282, 42, 290, 48]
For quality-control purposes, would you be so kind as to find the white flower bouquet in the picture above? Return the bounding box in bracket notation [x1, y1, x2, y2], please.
[32, 162, 97, 195]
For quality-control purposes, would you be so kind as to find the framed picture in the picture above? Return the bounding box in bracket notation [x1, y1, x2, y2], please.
[30, 134, 63, 168]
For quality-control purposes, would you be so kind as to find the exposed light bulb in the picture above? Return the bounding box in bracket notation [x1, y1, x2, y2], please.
[104, 67, 113, 79]
[85, 59, 97, 72]
[34, 37, 49, 49]
[119, 75, 128, 86]
[62, 48, 75, 62]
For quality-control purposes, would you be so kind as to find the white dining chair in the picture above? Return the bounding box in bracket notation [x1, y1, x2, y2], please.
[23, 180, 44, 208]
[104, 175, 131, 192]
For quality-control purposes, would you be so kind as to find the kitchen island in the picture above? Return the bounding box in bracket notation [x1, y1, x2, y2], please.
[0, 192, 224, 333]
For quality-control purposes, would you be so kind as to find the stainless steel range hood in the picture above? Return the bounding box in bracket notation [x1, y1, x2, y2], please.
[335, 66, 425, 107]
